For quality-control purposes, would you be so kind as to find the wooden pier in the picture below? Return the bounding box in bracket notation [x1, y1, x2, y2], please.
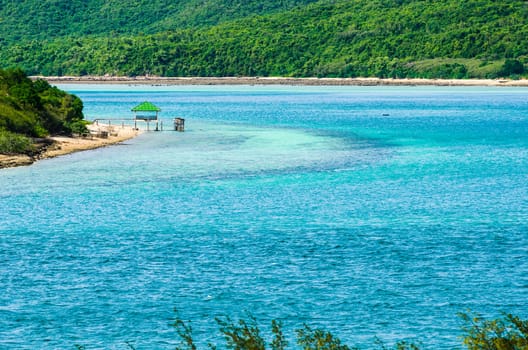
[90, 102, 186, 133]
[92, 118, 185, 132]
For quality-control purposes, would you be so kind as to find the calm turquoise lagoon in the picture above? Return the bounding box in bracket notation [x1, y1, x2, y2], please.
[1, 85, 527, 349]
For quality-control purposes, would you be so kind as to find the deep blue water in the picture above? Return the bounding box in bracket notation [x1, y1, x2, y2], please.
[1, 85, 527, 349]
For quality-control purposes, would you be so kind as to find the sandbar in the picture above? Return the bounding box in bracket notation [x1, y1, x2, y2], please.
[35, 76, 528, 87]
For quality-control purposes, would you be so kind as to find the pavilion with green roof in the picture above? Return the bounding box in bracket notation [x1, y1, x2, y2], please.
[131, 101, 161, 130]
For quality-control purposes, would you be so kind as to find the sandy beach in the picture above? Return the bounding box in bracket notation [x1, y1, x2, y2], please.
[36, 75, 528, 87]
[0, 123, 141, 169]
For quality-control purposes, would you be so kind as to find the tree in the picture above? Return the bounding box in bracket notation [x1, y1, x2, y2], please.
[498, 60, 525, 77]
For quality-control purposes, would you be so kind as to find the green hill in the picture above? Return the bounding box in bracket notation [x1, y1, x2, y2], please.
[0, 0, 527, 78]
[0, 68, 84, 154]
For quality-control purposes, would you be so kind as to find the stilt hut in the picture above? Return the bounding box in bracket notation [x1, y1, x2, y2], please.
[174, 118, 185, 132]
[132, 101, 161, 131]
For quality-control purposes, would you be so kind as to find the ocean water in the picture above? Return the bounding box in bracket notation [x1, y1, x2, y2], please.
[1, 85, 527, 349]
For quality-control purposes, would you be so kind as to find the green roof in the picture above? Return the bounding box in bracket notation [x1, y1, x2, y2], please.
[131, 101, 161, 112]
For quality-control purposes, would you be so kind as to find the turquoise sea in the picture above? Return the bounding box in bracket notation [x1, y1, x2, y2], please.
[1, 85, 527, 349]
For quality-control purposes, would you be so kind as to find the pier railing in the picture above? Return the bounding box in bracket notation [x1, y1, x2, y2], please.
[92, 118, 136, 128]
[91, 118, 185, 132]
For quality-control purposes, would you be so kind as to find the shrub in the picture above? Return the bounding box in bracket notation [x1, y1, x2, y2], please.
[68, 120, 89, 136]
[459, 312, 528, 350]
[0, 129, 34, 154]
[170, 312, 528, 350]
[172, 313, 418, 350]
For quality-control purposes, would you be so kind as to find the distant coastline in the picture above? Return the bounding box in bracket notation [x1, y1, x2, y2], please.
[35, 76, 528, 87]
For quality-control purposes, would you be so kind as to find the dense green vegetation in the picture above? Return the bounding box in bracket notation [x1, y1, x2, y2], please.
[0, 0, 316, 43]
[0, 68, 85, 154]
[1, 0, 527, 78]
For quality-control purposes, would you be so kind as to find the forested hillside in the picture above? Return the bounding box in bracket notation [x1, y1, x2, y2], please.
[1, 0, 527, 78]
[0, 0, 316, 42]
[0, 68, 84, 153]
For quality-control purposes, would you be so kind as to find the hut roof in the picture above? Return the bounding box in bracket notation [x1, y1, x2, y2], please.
[131, 101, 161, 112]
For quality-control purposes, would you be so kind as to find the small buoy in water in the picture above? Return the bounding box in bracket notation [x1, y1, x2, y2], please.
[382, 113, 390, 116]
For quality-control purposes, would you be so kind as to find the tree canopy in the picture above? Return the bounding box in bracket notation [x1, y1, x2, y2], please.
[0, 0, 527, 78]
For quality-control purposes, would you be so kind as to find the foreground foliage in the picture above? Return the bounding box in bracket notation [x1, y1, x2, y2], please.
[1, 0, 527, 78]
[0, 68, 85, 154]
[460, 313, 528, 350]
[165, 312, 528, 350]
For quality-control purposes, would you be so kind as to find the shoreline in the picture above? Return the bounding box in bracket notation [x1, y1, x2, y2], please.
[0, 124, 141, 170]
[35, 75, 528, 87]
[4, 75, 526, 169]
